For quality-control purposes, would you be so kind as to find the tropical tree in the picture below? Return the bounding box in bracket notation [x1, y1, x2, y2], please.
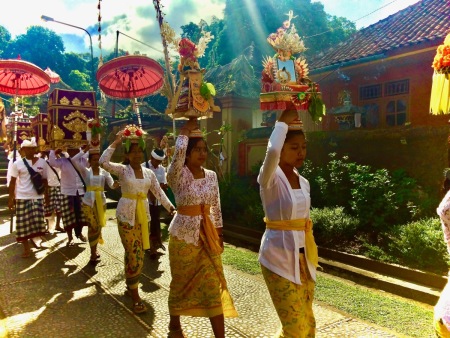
[67, 70, 92, 91]
[0, 26, 11, 57]
[60, 52, 91, 84]
[3, 26, 65, 73]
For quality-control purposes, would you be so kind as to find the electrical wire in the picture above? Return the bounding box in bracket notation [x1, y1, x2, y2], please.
[304, 0, 400, 39]
[117, 31, 164, 54]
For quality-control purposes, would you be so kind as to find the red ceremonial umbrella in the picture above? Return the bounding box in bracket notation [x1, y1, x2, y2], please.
[0, 58, 51, 233]
[44, 67, 61, 84]
[96, 55, 164, 100]
[96, 55, 164, 128]
[0, 59, 51, 97]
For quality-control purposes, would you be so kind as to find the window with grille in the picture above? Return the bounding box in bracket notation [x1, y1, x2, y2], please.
[360, 84, 382, 100]
[386, 99, 407, 126]
[362, 103, 380, 128]
[385, 80, 409, 96]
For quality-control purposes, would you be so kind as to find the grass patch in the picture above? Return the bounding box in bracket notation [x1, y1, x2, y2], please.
[221, 244, 434, 338]
[222, 244, 261, 275]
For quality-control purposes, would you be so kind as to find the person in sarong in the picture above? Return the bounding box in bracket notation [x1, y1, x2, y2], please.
[258, 108, 318, 338]
[71, 146, 118, 264]
[143, 148, 168, 258]
[42, 151, 63, 234]
[434, 173, 450, 337]
[99, 124, 175, 314]
[166, 119, 238, 338]
[8, 138, 48, 258]
[49, 147, 89, 246]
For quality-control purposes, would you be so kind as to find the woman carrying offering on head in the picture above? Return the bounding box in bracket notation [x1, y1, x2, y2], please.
[166, 119, 237, 338]
[434, 172, 450, 337]
[71, 145, 119, 264]
[99, 124, 175, 314]
[258, 107, 318, 338]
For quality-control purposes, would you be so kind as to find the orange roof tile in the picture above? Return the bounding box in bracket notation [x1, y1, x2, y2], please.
[310, 0, 450, 71]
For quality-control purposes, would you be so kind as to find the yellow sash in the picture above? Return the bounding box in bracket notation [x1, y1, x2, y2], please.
[177, 204, 223, 255]
[122, 192, 150, 250]
[264, 217, 319, 267]
[86, 186, 106, 227]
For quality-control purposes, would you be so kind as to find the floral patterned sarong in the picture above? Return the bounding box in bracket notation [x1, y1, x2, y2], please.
[261, 253, 315, 338]
[81, 203, 104, 248]
[118, 220, 145, 290]
[168, 233, 238, 318]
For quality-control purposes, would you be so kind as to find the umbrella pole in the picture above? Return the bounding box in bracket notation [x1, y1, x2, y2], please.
[134, 98, 142, 128]
[10, 114, 17, 233]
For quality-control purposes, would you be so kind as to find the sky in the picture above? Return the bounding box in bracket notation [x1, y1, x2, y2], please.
[0, 0, 420, 59]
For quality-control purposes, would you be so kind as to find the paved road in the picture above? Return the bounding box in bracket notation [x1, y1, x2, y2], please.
[0, 214, 405, 338]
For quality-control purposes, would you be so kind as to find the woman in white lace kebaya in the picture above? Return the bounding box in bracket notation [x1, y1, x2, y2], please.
[166, 119, 237, 338]
[99, 125, 175, 314]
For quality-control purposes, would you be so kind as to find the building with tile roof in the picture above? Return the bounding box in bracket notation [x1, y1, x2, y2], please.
[309, 0, 450, 131]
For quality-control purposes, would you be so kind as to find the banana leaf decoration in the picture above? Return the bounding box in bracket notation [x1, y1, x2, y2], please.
[123, 138, 132, 153]
[308, 85, 326, 122]
[200, 82, 216, 100]
[138, 137, 146, 151]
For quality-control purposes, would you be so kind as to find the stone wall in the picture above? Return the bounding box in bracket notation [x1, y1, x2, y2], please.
[239, 125, 450, 195]
[305, 125, 450, 195]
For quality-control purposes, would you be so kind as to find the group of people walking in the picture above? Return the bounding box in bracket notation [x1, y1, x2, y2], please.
[7, 108, 320, 338]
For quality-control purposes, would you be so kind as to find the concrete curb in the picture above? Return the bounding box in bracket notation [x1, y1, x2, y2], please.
[222, 222, 446, 305]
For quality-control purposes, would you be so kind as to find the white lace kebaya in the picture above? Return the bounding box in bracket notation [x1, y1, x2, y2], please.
[167, 135, 223, 245]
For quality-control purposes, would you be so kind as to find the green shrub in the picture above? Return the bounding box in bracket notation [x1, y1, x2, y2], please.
[219, 174, 265, 230]
[311, 207, 359, 245]
[301, 153, 430, 241]
[388, 218, 449, 274]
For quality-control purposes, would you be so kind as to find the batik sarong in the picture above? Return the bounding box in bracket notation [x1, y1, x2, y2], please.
[81, 203, 104, 248]
[118, 219, 145, 290]
[168, 232, 238, 318]
[261, 253, 316, 338]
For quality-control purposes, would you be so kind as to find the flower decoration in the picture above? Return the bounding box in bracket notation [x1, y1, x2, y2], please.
[267, 10, 306, 55]
[432, 33, 450, 73]
[87, 118, 102, 137]
[119, 124, 147, 152]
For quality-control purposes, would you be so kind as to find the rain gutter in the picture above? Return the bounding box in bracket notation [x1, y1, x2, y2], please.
[309, 53, 386, 75]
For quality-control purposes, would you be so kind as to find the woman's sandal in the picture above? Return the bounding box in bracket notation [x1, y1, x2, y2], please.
[167, 327, 186, 338]
[133, 301, 147, 314]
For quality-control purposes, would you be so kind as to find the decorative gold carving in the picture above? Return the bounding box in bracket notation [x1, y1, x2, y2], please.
[51, 140, 87, 150]
[260, 92, 295, 102]
[60, 96, 70, 105]
[83, 98, 93, 106]
[19, 132, 29, 141]
[64, 110, 88, 122]
[52, 125, 65, 140]
[38, 138, 46, 146]
[63, 118, 87, 140]
[72, 97, 81, 106]
[48, 98, 53, 107]
[44, 118, 48, 122]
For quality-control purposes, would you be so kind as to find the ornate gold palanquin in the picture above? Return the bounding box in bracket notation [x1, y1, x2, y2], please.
[47, 89, 98, 149]
[30, 113, 49, 151]
[5, 112, 32, 148]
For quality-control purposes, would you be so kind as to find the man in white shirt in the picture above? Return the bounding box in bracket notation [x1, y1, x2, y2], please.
[144, 148, 168, 257]
[8, 138, 48, 258]
[41, 151, 63, 234]
[49, 146, 89, 246]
